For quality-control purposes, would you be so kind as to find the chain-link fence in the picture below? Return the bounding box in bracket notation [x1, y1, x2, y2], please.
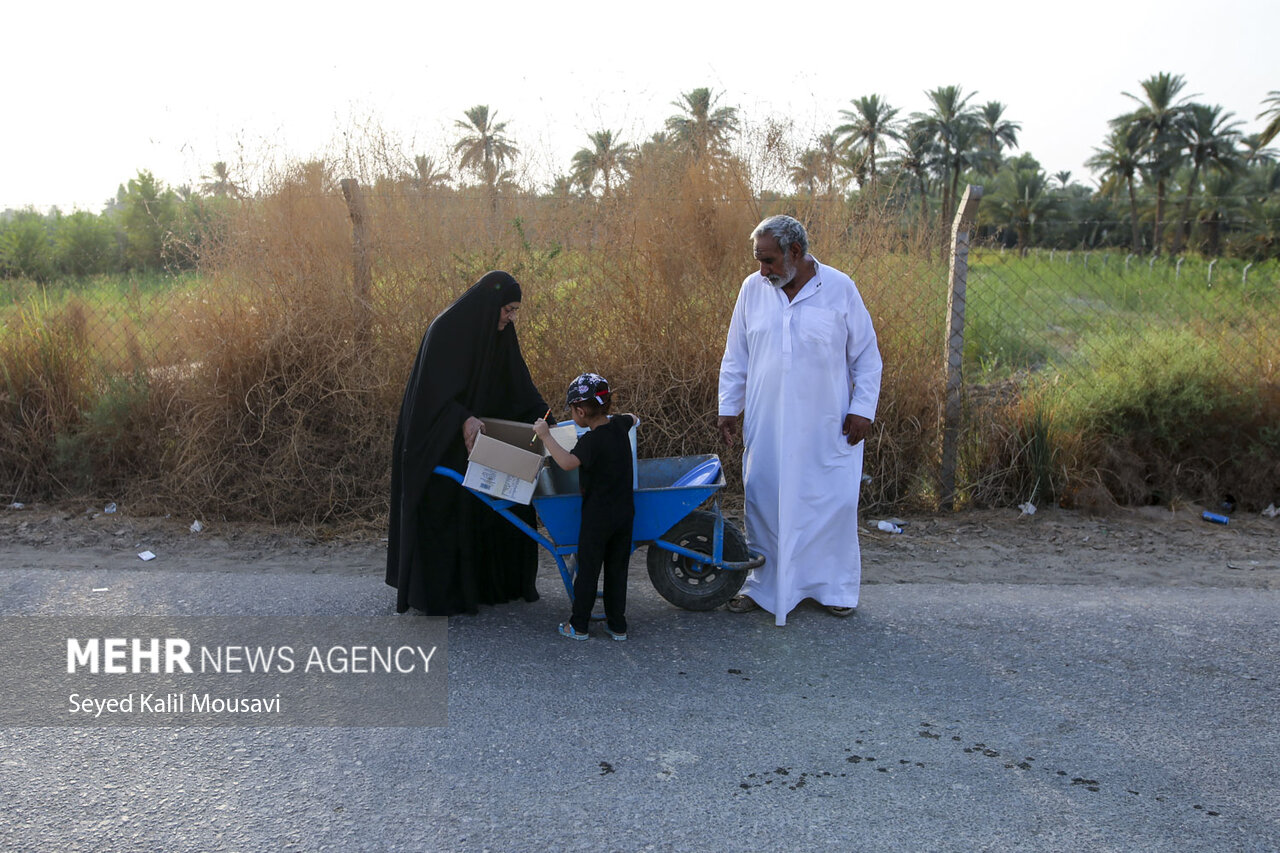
[963, 245, 1276, 378]
[3, 181, 1277, 521]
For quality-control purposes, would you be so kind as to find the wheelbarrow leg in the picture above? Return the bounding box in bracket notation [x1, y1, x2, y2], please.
[557, 553, 576, 601]
[712, 497, 725, 566]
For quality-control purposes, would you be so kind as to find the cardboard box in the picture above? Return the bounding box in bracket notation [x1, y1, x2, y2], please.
[463, 418, 577, 504]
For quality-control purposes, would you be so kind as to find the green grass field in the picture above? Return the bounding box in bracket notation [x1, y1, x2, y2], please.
[964, 249, 1280, 381]
[1, 271, 206, 373]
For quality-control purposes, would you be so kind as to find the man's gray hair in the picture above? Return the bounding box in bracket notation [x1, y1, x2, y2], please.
[752, 215, 808, 256]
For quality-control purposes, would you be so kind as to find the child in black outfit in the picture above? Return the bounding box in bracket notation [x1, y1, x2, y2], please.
[533, 372, 637, 641]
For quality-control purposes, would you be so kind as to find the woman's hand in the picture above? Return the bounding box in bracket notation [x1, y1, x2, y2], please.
[463, 416, 486, 454]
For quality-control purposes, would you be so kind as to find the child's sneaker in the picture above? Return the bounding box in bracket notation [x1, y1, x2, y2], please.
[604, 626, 627, 641]
[558, 623, 589, 641]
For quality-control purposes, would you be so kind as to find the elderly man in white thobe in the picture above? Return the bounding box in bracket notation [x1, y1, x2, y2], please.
[717, 215, 882, 626]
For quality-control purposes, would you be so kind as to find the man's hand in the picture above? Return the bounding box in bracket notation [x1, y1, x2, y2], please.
[842, 414, 872, 446]
[717, 415, 738, 447]
[463, 416, 486, 453]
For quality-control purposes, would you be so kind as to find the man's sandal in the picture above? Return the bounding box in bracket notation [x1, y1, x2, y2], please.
[726, 595, 759, 614]
[826, 605, 856, 617]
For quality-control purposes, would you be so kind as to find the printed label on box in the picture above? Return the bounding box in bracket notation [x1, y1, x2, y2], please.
[462, 463, 537, 505]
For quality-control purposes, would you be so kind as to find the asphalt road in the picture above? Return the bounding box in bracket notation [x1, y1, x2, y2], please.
[2, 562, 1278, 852]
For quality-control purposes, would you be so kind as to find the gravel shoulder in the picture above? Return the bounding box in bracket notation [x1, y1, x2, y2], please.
[2, 501, 1276, 589]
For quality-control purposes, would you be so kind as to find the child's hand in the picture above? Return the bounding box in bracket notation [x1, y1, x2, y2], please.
[532, 418, 549, 437]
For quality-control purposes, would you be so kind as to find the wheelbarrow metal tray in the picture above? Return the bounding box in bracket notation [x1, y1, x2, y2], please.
[532, 454, 725, 546]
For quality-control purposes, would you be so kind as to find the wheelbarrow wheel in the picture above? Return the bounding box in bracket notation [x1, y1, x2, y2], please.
[647, 510, 749, 611]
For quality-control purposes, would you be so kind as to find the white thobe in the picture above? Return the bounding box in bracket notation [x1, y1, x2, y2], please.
[718, 257, 882, 626]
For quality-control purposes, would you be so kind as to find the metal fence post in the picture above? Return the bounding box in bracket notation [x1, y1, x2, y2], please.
[940, 184, 983, 510]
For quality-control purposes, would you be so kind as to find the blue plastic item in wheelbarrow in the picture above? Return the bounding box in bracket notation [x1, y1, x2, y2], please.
[671, 457, 720, 487]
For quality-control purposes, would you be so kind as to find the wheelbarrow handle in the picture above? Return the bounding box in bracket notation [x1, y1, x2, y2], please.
[433, 465, 577, 599]
[432, 465, 464, 484]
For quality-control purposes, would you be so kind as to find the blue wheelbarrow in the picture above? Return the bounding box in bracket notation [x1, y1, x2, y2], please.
[432, 454, 764, 611]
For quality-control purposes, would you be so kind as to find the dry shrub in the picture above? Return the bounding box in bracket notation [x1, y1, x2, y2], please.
[958, 386, 1099, 511]
[825, 199, 950, 511]
[155, 163, 400, 523]
[53, 371, 177, 501]
[961, 329, 1280, 513]
[861, 336, 944, 511]
[0, 299, 96, 498]
[1057, 328, 1276, 509]
[1, 294, 186, 505]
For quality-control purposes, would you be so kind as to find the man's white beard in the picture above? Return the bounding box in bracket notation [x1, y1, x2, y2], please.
[765, 257, 797, 288]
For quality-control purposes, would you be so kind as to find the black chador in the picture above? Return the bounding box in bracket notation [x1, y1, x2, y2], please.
[386, 271, 547, 615]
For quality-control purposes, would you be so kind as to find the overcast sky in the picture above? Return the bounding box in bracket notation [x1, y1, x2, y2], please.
[6, 0, 1278, 212]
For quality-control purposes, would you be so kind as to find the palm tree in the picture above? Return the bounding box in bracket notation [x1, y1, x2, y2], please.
[1247, 160, 1280, 196]
[1237, 176, 1280, 259]
[627, 131, 679, 180]
[834, 94, 901, 186]
[1053, 171, 1073, 189]
[789, 149, 825, 197]
[453, 105, 520, 190]
[1194, 170, 1241, 256]
[941, 119, 987, 215]
[411, 155, 450, 191]
[992, 165, 1051, 252]
[1171, 103, 1243, 253]
[548, 174, 578, 198]
[912, 85, 979, 222]
[814, 132, 844, 195]
[1120, 72, 1193, 253]
[199, 161, 244, 199]
[889, 122, 939, 223]
[1241, 133, 1277, 165]
[977, 101, 1021, 174]
[665, 87, 740, 161]
[570, 129, 634, 197]
[1258, 90, 1280, 148]
[1087, 124, 1146, 253]
[634, 131, 672, 159]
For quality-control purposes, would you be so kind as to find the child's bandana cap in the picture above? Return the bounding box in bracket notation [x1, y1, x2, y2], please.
[566, 372, 610, 406]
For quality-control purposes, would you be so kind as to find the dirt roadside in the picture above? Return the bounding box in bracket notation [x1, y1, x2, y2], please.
[2, 501, 1276, 589]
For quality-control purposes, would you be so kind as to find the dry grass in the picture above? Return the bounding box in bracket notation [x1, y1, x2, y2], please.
[2, 143, 954, 520]
[0, 300, 95, 498]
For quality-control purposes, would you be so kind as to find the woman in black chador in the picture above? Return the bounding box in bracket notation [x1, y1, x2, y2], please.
[386, 270, 548, 615]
